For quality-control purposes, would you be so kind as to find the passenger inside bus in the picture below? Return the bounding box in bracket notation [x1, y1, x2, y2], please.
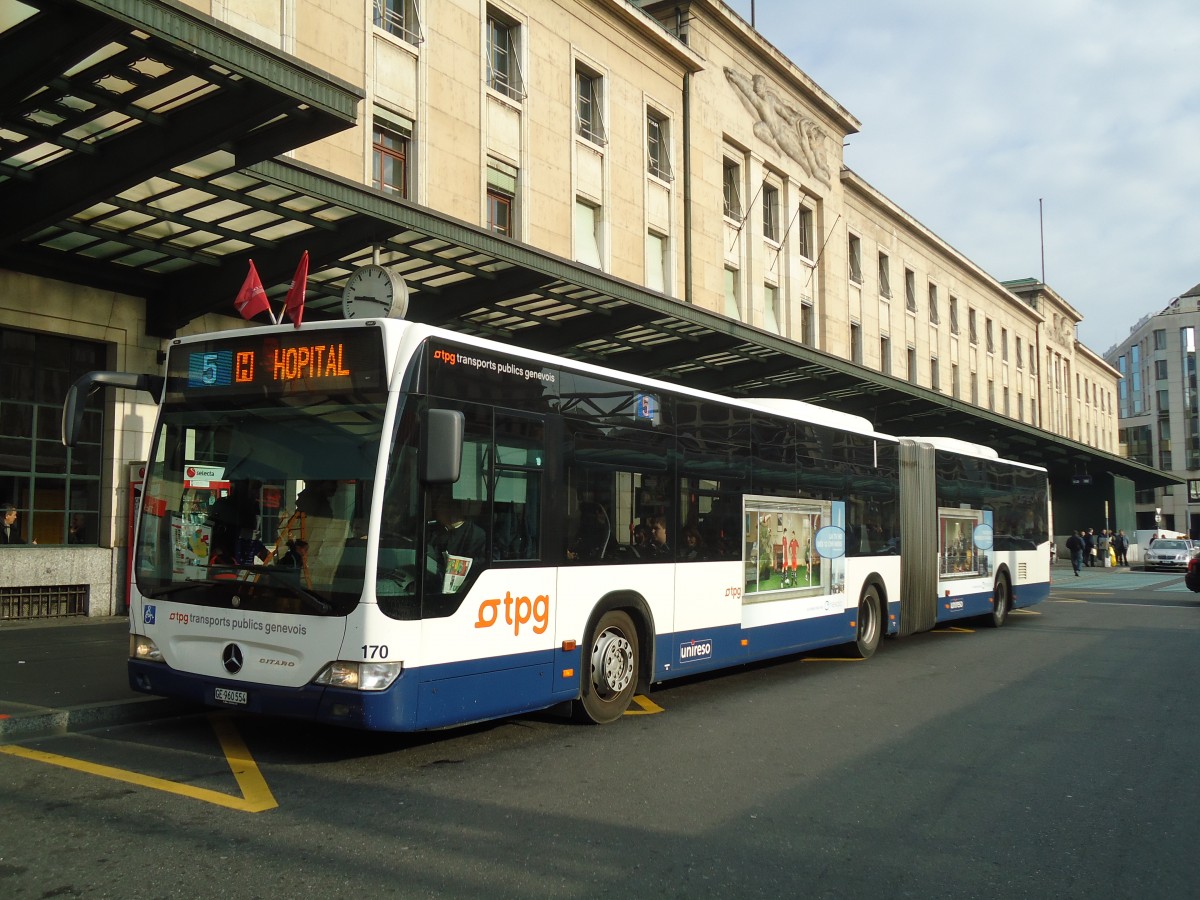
[680, 525, 705, 560]
[427, 494, 486, 594]
[647, 517, 671, 558]
[567, 501, 611, 560]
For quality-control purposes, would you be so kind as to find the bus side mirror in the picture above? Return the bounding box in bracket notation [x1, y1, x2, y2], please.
[62, 371, 165, 447]
[419, 408, 464, 484]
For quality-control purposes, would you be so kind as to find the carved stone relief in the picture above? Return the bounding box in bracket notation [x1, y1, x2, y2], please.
[724, 66, 833, 187]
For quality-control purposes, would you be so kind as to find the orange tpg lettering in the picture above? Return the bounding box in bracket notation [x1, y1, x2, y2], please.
[475, 592, 549, 635]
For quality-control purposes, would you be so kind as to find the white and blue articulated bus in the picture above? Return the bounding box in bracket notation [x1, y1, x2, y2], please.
[64, 317, 1049, 731]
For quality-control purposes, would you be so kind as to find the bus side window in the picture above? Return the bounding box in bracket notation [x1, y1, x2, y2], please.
[493, 413, 544, 561]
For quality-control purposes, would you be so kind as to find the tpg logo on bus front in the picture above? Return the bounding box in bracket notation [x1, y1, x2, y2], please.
[678, 637, 714, 665]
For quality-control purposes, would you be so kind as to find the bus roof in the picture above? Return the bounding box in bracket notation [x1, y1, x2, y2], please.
[403, 321, 893, 439]
[899, 435, 1048, 472]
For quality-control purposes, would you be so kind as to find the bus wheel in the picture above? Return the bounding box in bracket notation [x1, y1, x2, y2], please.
[575, 610, 639, 724]
[851, 586, 882, 659]
[987, 573, 1011, 628]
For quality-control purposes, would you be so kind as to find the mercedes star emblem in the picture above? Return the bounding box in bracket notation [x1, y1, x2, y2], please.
[222, 643, 244, 675]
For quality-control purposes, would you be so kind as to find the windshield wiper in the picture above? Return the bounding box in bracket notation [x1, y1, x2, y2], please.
[142, 568, 332, 614]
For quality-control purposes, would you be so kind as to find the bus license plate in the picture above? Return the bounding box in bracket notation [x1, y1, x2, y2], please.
[214, 687, 248, 706]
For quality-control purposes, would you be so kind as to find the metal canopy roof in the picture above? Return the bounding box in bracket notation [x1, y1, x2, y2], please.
[0, 0, 360, 284]
[0, 0, 1173, 492]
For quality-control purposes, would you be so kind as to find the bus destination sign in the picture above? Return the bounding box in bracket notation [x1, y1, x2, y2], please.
[173, 327, 386, 397]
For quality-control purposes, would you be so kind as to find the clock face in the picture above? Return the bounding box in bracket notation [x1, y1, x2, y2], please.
[341, 265, 407, 320]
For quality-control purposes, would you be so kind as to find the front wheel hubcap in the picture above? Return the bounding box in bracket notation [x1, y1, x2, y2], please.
[591, 629, 634, 696]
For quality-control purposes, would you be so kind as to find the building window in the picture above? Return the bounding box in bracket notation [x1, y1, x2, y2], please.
[486, 158, 517, 235]
[1003, 387, 1010, 415]
[931, 356, 940, 392]
[797, 207, 813, 259]
[949, 296, 959, 334]
[800, 300, 815, 346]
[928, 283, 939, 324]
[952, 363, 960, 399]
[971, 372, 979, 405]
[988, 379, 995, 409]
[1018, 393, 1024, 421]
[724, 267, 741, 320]
[1154, 328, 1168, 350]
[904, 269, 916, 312]
[850, 322, 863, 364]
[880, 336, 891, 375]
[0, 327, 107, 545]
[646, 231, 668, 293]
[486, 9, 524, 100]
[969, 308, 978, 344]
[1016, 337, 1024, 369]
[878, 252, 891, 298]
[907, 347, 917, 383]
[1001, 328, 1009, 362]
[374, 0, 422, 45]
[372, 116, 411, 198]
[985, 318, 995, 353]
[646, 111, 672, 181]
[1155, 359, 1169, 380]
[763, 283, 781, 334]
[574, 198, 602, 268]
[762, 184, 780, 243]
[575, 67, 606, 145]
[723, 158, 742, 219]
[848, 234, 863, 284]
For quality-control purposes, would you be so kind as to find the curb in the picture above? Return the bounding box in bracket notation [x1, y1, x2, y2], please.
[0, 697, 190, 743]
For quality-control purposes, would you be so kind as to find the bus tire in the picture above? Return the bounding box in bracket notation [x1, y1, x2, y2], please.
[574, 610, 640, 724]
[987, 572, 1011, 628]
[851, 585, 882, 659]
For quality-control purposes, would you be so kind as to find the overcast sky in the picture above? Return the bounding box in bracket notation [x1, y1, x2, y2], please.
[724, 0, 1200, 357]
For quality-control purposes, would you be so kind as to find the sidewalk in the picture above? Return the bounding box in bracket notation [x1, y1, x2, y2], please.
[0, 615, 184, 742]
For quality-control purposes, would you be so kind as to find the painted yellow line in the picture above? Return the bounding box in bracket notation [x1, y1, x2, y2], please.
[1049, 598, 1088, 603]
[209, 714, 278, 812]
[1011, 608, 1041, 616]
[932, 626, 975, 633]
[801, 656, 866, 663]
[0, 714, 277, 813]
[624, 694, 664, 715]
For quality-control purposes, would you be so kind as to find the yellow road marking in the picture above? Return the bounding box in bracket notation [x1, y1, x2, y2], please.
[1011, 608, 1041, 615]
[0, 713, 277, 813]
[932, 626, 974, 633]
[1049, 598, 1088, 603]
[802, 656, 866, 663]
[624, 694, 664, 715]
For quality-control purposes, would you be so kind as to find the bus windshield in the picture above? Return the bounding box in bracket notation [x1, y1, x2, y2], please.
[134, 327, 391, 615]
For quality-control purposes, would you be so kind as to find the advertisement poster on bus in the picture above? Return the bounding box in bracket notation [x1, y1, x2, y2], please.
[743, 497, 845, 599]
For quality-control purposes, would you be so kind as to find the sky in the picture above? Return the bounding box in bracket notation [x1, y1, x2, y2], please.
[724, 0, 1200, 357]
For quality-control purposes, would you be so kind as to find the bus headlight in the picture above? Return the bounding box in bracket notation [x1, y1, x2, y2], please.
[130, 634, 164, 662]
[313, 661, 404, 691]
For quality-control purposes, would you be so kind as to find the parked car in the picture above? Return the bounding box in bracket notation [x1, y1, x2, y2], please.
[1143, 539, 1197, 572]
[1187, 555, 1200, 592]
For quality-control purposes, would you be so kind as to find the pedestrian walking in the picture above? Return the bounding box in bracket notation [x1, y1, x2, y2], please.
[1066, 530, 1084, 576]
[1083, 528, 1096, 566]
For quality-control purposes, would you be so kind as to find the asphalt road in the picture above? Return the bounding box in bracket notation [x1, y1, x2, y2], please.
[2, 582, 1198, 898]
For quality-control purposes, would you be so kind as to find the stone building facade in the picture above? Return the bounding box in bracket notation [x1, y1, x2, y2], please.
[0, 0, 1122, 613]
[1105, 283, 1200, 536]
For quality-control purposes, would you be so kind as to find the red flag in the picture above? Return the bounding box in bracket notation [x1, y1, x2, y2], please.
[284, 251, 308, 328]
[234, 260, 271, 321]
